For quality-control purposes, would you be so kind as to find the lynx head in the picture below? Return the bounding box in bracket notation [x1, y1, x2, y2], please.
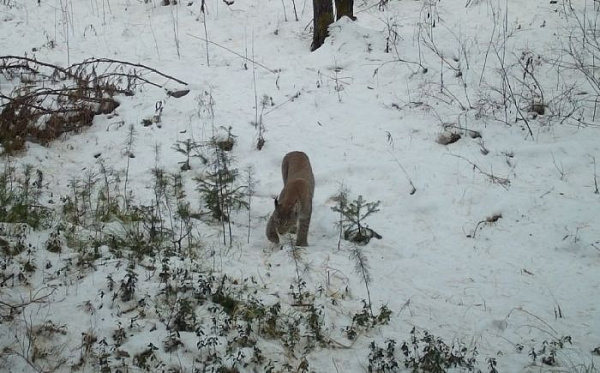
[273, 198, 298, 234]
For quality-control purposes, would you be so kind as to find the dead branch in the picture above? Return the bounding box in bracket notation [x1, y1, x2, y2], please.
[0, 55, 72, 79]
[387, 151, 417, 195]
[186, 33, 278, 74]
[68, 57, 188, 86]
[0, 56, 188, 153]
[450, 153, 511, 188]
[0, 287, 56, 320]
[468, 213, 502, 238]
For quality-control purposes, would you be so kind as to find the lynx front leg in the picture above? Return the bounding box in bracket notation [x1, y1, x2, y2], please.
[295, 213, 311, 247]
[266, 215, 280, 244]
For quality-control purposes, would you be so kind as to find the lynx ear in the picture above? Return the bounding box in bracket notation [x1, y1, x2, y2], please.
[274, 198, 279, 208]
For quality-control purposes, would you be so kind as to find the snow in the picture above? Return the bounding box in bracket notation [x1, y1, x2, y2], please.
[1, 0, 599, 372]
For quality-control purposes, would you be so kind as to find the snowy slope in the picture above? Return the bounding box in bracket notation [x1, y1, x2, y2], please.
[1, 0, 599, 372]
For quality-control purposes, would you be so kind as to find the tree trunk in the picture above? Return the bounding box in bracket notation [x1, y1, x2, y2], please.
[335, 0, 354, 20]
[311, 0, 334, 51]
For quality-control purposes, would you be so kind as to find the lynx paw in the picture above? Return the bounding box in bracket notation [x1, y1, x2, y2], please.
[295, 239, 308, 247]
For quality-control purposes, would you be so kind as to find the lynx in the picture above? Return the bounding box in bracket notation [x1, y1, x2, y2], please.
[266, 151, 315, 246]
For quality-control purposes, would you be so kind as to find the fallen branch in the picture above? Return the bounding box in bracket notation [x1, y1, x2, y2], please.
[450, 153, 511, 189]
[0, 55, 188, 153]
[467, 213, 502, 238]
[0, 287, 56, 318]
[186, 33, 278, 74]
[68, 57, 189, 86]
[388, 151, 417, 195]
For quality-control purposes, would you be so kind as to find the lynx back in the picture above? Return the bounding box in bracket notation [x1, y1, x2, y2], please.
[266, 151, 315, 246]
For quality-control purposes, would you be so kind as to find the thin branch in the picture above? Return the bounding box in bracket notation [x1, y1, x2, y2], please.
[492, 46, 535, 139]
[450, 153, 511, 189]
[0, 288, 56, 311]
[69, 57, 188, 86]
[592, 156, 599, 194]
[187, 34, 278, 74]
[387, 151, 417, 195]
[0, 55, 72, 77]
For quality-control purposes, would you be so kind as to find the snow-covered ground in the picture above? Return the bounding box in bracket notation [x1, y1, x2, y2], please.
[1, 0, 599, 371]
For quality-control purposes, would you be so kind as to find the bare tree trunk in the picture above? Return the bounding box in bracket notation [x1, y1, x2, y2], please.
[335, 0, 355, 20]
[311, 0, 334, 51]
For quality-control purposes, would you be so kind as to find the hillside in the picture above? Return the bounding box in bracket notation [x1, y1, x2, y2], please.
[1, 0, 599, 372]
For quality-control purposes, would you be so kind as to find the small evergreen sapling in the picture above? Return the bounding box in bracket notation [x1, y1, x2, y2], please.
[244, 165, 257, 244]
[172, 138, 204, 171]
[171, 173, 195, 251]
[0, 163, 49, 229]
[333, 185, 349, 250]
[215, 126, 236, 152]
[195, 134, 248, 246]
[123, 124, 137, 209]
[331, 194, 382, 245]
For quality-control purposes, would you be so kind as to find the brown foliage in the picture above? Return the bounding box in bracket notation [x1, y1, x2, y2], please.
[0, 56, 187, 154]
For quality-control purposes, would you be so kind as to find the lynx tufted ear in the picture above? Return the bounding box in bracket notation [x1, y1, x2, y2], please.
[274, 198, 279, 208]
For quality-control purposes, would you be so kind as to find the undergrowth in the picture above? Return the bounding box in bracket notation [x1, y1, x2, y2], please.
[0, 127, 377, 372]
[368, 328, 479, 373]
[1, 1, 599, 372]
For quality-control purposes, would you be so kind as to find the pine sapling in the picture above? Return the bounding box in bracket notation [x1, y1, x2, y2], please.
[215, 126, 236, 152]
[245, 165, 257, 244]
[150, 166, 168, 239]
[97, 159, 120, 222]
[123, 124, 137, 209]
[289, 243, 310, 306]
[331, 194, 382, 245]
[82, 169, 97, 220]
[172, 138, 203, 171]
[64, 176, 82, 226]
[333, 184, 349, 250]
[350, 245, 373, 317]
[171, 173, 194, 251]
[195, 136, 248, 246]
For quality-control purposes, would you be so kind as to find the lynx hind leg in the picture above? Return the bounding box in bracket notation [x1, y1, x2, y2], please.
[266, 214, 280, 244]
[281, 155, 290, 185]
